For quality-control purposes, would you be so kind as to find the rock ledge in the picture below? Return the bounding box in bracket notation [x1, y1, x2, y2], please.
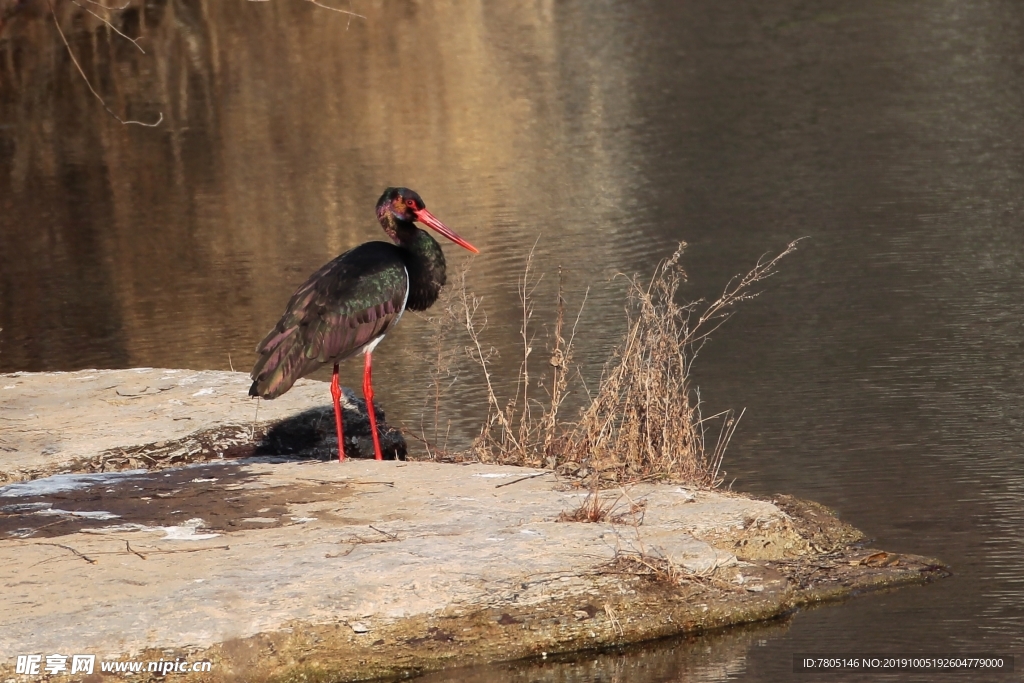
[0, 370, 947, 681]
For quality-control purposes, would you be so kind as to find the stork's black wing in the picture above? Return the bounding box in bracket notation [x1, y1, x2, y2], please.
[249, 242, 408, 399]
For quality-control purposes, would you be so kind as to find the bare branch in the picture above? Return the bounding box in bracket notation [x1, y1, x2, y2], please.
[66, 0, 146, 53]
[48, 0, 163, 127]
[79, 0, 132, 9]
[303, 0, 365, 19]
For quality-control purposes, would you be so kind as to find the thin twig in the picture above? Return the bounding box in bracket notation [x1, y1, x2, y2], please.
[79, 0, 132, 9]
[48, 0, 163, 127]
[604, 604, 623, 636]
[137, 546, 230, 555]
[66, 0, 146, 53]
[33, 543, 96, 564]
[461, 285, 522, 453]
[303, 0, 365, 18]
[494, 471, 551, 488]
[368, 525, 398, 540]
[250, 397, 260, 441]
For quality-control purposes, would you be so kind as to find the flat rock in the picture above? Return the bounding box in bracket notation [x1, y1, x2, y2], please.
[0, 369, 325, 476]
[0, 369, 404, 482]
[0, 369, 948, 681]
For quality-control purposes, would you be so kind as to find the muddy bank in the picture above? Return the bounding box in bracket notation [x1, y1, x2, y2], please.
[0, 370, 948, 681]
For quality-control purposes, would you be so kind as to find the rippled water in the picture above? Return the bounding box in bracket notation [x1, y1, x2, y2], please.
[2, 0, 1023, 680]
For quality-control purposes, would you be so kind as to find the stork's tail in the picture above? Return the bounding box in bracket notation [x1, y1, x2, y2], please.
[249, 327, 312, 399]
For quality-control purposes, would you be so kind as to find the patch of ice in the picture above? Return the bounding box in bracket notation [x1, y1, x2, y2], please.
[81, 524, 152, 534]
[160, 518, 220, 540]
[35, 509, 120, 520]
[7, 528, 37, 538]
[84, 517, 220, 540]
[162, 527, 220, 540]
[0, 502, 52, 513]
[0, 470, 147, 498]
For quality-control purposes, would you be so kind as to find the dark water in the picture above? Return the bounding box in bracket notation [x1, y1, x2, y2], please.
[2, 0, 1023, 680]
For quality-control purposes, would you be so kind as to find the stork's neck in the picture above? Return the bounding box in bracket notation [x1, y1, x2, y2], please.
[384, 218, 447, 311]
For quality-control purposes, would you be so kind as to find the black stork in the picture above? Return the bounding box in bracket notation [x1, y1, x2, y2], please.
[249, 187, 479, 461]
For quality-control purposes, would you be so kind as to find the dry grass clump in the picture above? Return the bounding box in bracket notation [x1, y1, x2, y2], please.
[414, 239, 800, 489]
[558, 241, 799, 485]
[557, 487, 648, 524]
[457, 247, 585, 468]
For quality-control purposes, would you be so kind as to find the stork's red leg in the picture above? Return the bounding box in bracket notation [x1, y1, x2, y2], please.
[363, 351, 384, 460]
[330, 363, 345, 462]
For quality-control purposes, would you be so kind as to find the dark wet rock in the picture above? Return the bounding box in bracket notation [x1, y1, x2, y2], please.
[255, 388, 406, 460]
[0, 463, 349, 540]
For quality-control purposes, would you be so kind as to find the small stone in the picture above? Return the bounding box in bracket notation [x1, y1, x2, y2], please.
[349, 622, 369, 634]
[573, 610, 590, 621]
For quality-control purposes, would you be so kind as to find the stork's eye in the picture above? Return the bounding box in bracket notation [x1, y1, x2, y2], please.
[405, 199, 416, 208]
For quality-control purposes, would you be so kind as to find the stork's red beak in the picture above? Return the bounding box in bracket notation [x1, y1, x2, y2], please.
[414, 208, 480, 254]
